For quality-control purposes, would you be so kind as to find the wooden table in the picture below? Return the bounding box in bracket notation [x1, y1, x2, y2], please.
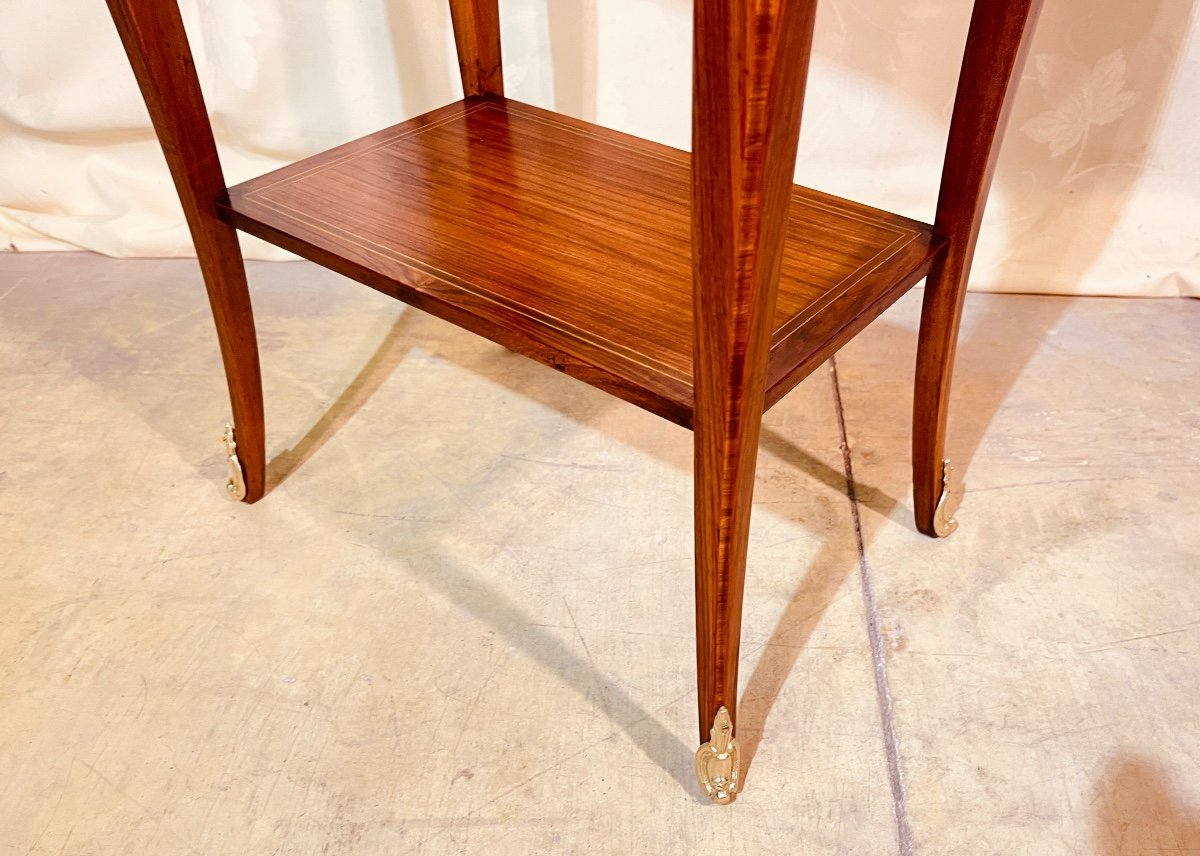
[105, 0, 1041, 802]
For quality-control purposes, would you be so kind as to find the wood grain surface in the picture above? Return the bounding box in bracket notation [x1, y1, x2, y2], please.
[107, 0, 266, 501]
[689, 0, 821, 745]
[103, 0, 1044, 807]
[448, 0, 503, 98]
[221, 97, 941, 428]
[912, 0, 1043, 535]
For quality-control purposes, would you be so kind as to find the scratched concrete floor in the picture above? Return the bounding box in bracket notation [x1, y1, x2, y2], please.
[1, 251, 1197, 855]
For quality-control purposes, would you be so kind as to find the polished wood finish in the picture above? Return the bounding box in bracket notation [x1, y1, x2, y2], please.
[220, 98, 941, 428]
[448, 0, 503, 97]
[105, 0, 266, 503]
[912, 0, 1043, 535]
[690, 0, 819, 742]
[107, 0, 1041, 799]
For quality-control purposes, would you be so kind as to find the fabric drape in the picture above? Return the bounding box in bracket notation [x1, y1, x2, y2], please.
[2, 0, 1196, 296]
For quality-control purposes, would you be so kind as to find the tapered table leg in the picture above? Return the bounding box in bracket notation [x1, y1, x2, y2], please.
[691, 0, 819, 801]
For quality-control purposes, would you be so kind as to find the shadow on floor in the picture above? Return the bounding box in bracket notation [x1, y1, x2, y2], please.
[81, 0, 1191, 811]
[415, 543, 702, 799]
[251, 287, 1070, 793]
[1094, 757, 1200, 854]
[265, 309, 421, 490]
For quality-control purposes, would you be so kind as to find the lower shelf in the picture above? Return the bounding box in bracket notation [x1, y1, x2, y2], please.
[220, 96, 944, 427]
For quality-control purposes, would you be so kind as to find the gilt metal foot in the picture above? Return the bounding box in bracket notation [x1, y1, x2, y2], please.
[932, 458, 958, 537]
[223, 423, 247, 502]
[695, 706, 740, 804]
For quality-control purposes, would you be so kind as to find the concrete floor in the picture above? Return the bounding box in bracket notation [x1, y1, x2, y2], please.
[1, 251, 1198, 855]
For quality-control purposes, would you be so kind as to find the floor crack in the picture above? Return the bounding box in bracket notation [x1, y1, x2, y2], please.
[830, 356, 914, 856]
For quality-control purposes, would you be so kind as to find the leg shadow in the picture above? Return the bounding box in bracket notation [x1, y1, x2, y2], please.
[406, 542, 699, 797]
[266, 308, 419, 490]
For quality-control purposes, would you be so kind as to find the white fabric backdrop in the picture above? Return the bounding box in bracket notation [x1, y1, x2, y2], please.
[2, 0, 1197, 296]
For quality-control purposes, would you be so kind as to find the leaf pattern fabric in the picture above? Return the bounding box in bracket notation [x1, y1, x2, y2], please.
[1022, 50, 1139, 159]
[0, 0, 1195, 296]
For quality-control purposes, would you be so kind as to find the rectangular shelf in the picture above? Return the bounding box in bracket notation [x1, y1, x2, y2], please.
[219, 97, 944, 427]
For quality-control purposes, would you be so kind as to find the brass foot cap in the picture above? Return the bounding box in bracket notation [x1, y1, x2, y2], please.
[933, 458, 958, 538]
[223, 423, 247, 502]
[696, 706, 740, 804]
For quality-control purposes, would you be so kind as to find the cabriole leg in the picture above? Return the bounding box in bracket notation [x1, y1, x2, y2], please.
[913, 0, 1043, 536]
[106, 0, 265, 502]
[912, 256, 964, 538]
